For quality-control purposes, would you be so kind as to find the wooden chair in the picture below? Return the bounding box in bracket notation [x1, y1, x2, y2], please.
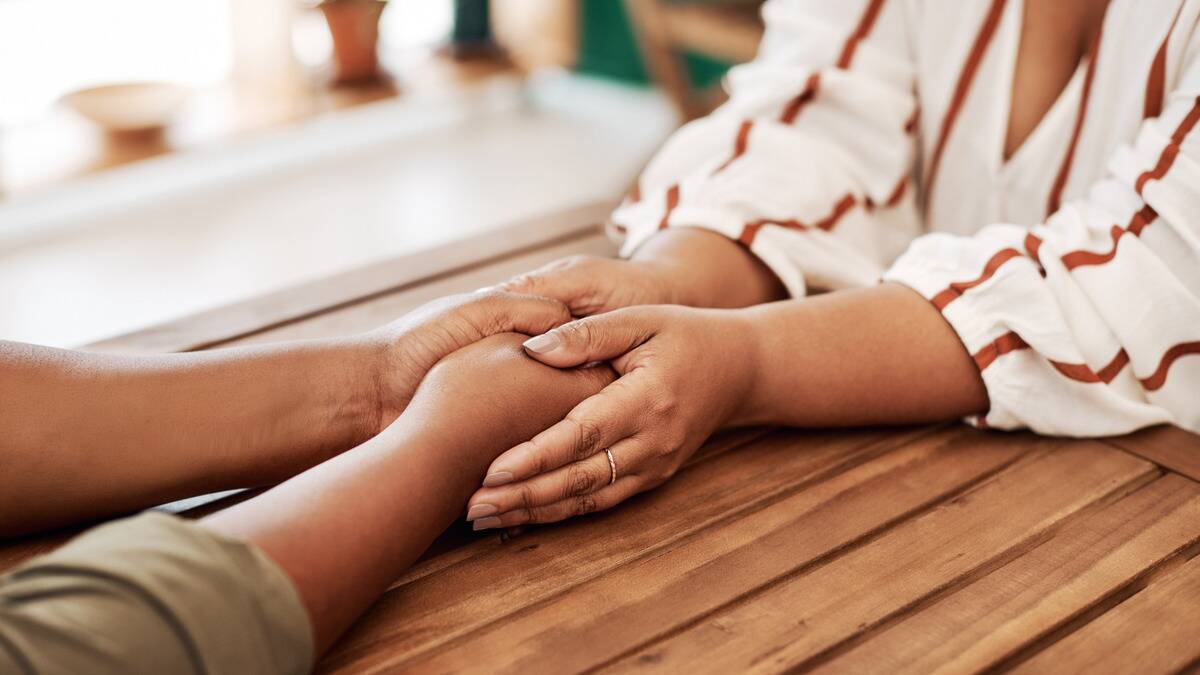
[622, 0, 764, 120]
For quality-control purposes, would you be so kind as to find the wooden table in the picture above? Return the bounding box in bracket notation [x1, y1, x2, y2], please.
[3, 203, 1200, 674]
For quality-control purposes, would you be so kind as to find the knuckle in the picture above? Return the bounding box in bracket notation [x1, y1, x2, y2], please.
[516, 484, 536, 515]
[469, 291, 509, 322]
[561, 319, 596, 348]
[529, 446, 549, 474]
[663, 434, 688, 458]
[473, 288, 506, 304]
[565, 463, 598, 498]
[574, 494, 598, 516]
[650, 393, 678, 418]
[652, 463, 677, 483]
[500, 272, 538, 293]
[569, 416, 605, 460]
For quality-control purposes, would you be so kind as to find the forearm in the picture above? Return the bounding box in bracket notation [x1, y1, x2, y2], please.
[202, 334, 614, 653]
[736, 283, 989, 427]
[631, 228, 787, 308]
[0, 338, 382, 536]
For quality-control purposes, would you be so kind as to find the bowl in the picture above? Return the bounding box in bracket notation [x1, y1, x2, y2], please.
[60, 82, 189, 133]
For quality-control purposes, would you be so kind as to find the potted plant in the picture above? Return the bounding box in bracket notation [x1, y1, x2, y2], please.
[314, 0, 388, 84]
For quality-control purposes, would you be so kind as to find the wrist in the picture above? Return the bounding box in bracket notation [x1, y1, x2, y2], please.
[716, 307, 768, 428]
[225, 338, 386, 486]
[343, 336, 394, 439]
[628, 257, 692, 306]
[632, 228, 786, 308]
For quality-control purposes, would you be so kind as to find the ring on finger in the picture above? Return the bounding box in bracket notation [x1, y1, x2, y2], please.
[604, 448, 617, 486]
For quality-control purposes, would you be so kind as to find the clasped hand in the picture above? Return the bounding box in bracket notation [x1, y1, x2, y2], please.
[465, 302, 757, 530]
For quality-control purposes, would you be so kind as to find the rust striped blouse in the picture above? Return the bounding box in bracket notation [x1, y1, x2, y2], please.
[612, 0, 1200, 436]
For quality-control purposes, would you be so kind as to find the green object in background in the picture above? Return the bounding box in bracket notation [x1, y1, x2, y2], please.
[682, 51, 734, 89]
[451, 0, 492, 45]
[574, 0, 732, 88]
[575, 0, 648, 83]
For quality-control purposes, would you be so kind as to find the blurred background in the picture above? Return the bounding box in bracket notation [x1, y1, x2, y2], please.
[0, 0, 764, 347]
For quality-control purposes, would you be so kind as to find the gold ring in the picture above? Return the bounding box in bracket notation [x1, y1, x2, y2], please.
[604, 448, 617, 485]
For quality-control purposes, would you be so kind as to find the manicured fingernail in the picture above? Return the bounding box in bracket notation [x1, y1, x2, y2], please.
[466, 504, 497, 521]
[523, 333, 560, 354]
[473, 517, 501, 531]
[482, 471, 514, 487]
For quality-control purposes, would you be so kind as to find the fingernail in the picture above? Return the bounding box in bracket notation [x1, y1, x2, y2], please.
[523, 333, 560, 354]
[473, 517, 501, 531]
[466, 504, 497, 521]
[473, 285, 497, 294]
[482, 471, 514, 487]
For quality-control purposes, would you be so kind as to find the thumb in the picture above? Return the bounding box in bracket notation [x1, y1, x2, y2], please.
[499, 266, 587, 307]
[521, 309, 656, 368]
[499, 256, 608, 315]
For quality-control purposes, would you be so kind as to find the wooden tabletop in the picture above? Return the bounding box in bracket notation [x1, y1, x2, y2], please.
[3, 203, 1200, 674]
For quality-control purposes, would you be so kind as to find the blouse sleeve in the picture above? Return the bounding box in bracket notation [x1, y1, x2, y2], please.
[885, 29, 1200, 436]
[612, 0, 920, 297]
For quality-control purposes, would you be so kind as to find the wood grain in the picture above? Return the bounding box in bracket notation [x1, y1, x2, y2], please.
[1103, 424, 1200, 483]
[605, 441, 1155, 674]
[387, 426, 775, 591]
[395, 426, 1038, 675]
[317, 426, 940, 672]
[815, 473, 1200, 674]
[3, 197, 1198, 674]
[1011, 550, 1200, 675]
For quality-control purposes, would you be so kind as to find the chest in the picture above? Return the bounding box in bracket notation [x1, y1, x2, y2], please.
[1005, 0, 1110, 159]
[913, 0, 1188, 232]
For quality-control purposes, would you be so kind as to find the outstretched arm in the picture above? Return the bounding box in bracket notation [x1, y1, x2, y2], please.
[202, 333, 614, 653]
[0, 334, 613, 673]
[501, 228, 787, 316]
[0, 338, 379, 537]
[0, 291, 571, 537]
[466, 284, 987, 529]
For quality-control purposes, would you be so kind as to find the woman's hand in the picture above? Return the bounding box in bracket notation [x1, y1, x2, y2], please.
[464, 305, 758, 529]
[497, 255, 681, 317]
[499, 228, 787, 315]
[364, 290, 574, 430]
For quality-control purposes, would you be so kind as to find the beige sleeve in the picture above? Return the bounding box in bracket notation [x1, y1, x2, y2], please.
[0, 512, 313, 675]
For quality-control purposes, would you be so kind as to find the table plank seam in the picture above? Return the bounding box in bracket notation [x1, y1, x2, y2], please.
[352, 427, 951, 671]
[571, 437, 1048, 674]
[1096, 426, 1200, 484]
[385, 427, 779, 591]
[595, 447, 1158, 675]
[985, 537, 1200, 673]
[785, 461, 1163, 673]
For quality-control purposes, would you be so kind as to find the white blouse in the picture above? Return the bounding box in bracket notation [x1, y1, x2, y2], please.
[613, 0, 1200, 436]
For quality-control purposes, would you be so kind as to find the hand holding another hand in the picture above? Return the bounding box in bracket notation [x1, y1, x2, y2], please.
[498, 254, 681, 317]
[365, 290, 574, 430]
[465, 305, 758, 529]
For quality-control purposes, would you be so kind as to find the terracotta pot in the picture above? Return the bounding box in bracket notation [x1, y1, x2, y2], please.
[319, 0, 388, 84]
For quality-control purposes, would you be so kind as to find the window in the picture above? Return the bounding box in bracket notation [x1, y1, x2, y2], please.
[0, 0, 233, 126]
